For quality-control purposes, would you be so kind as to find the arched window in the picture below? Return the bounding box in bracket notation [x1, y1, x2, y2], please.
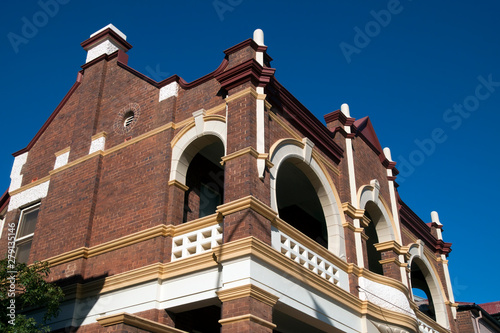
[276, 158, 328, 248]
[182, 138, 224, 222]
[363, 208, 384, 275]
[407, 245, 450, 327]
[359, 184, 396, 275]
[410, 258, 437, 320]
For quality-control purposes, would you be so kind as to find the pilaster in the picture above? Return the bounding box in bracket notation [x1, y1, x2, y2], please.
[217, 284, 279, 333]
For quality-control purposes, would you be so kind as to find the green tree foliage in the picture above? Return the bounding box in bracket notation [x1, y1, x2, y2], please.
[0, 258, 64, 332]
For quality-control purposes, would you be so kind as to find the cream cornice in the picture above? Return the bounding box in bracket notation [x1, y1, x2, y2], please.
[218, 314, 276, 329]
[220, 146, 271, 167]
[342, 222, 357, 232]
[374, 240, 403, 254]
[360, 215, 371, 228]
[91, 131, 107, 140]
[174, 213, 222, 236]
[97, 312, 187, 333]
[106, 122, 174, 155]
[54, 146, 71, 156]
[379, 257, 403, 267]
[217, 284, 279, 306]
[49, 150, 103, 176]
[9, 175, 51, 196]
[168, 179, 189, 192]
[225, 87, 258, 103]
[205, 103, 227, 116]
[342, 202, 365, 220]
[217, 195, 277, 221]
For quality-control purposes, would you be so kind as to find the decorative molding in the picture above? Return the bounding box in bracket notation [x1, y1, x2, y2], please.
[215, 58, 275, 91]
[379, 257, 404, 267]
[217, 284, 279, 306]
[49, 150, 103, 176]
[218, 314, 276, 329]
[168, 179, 189, 192]
[342, 222, 357, 232]
[9, 175, 51, 196]
[374, 240, 403, 254]
[97, 312, 186, 333]
[225, 86, 258, 103]
[217, 195, 277, 221]
[360, 215, 371, 228]
[91, 131, 108, 141]
[221, 146, 259, 164]
[342, 202, 365, 219]
[170, 111, 226, 149]
[220, 147, 273, 169]
[54, 147, 71, 157]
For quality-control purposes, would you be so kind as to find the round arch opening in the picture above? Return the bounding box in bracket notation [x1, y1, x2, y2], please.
[182, 136, 225, 222]
[276, 158, 328, 248]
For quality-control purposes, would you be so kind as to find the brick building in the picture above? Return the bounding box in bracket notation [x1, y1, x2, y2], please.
[456, 302, 500, 333]
[0, 25, 459, 333]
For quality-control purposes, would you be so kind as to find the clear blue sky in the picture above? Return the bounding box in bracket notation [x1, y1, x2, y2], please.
[1, 1, 498, 304]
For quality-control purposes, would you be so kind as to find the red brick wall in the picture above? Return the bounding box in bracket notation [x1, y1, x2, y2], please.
[456, 311, 475, 333]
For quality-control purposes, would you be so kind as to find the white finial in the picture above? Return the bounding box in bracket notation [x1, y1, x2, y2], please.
[431, 211, 442, 225]
[383, 147, 392, 161]
[340, 103, 350, 117]
[253, 29, 264, 46]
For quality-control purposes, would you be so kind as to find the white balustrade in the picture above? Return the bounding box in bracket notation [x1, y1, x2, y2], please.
[418, 319, 440, 333]
[274, 229, 341, 287]
[171, 223, 223, 261]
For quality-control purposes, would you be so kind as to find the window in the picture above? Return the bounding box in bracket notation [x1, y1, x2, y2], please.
[15, 204, 40, 263]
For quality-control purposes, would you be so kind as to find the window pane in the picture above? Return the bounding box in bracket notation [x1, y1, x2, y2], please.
[18, 208, 38, 238]
[16, 240, 32, 263]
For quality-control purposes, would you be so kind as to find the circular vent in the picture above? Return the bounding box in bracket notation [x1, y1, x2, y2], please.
[114, 103, 141, 134]
[123, 111, 135, 127]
